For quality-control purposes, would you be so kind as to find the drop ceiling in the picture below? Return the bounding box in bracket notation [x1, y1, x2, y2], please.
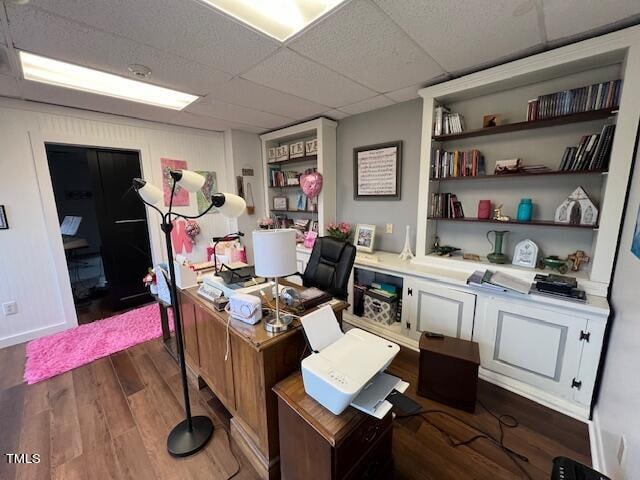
[0, 0, 638, 133]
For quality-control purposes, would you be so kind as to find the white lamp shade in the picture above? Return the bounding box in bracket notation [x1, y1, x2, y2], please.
[216, 193, 246, 218]
[138, 181, 163, 205]
[253, 229, 297, 278]
[176, 169, 205, 192]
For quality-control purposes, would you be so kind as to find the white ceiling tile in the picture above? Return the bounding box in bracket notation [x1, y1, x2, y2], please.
[170, 111, 264, 133]
[21, 81, 179, 124]
[242, 48, 375, 108]
[7, 6, 231, 95]
[23, 0, 279, 75]
[322, 109, 350, 120]
[0, 74, 20, 98]
[374, 0, 542, 72]
[205, 78, 329, 119]
[185, 96, 292, 129]
[340, 94, 394, 115]
[543, 0, 640, 40]
[290, 0, 443, 93]
[384, 84, 422, 103]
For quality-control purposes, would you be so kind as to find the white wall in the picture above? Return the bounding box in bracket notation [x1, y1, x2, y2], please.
[0, 98, 233, 348]
[593, 131, 640, 478]
[224, 129, 265, 263]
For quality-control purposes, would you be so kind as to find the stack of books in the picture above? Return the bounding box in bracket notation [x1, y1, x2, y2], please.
[434, 106, 465, 136]
[430, 193, 464, 219]
[559, 124, 616, 171]
[531, 274, 586, 303]
[467, 270, 531, 295]
[527, 78, 622, 121]
[369, 282, 398, 299]
[432, 149, 484, 178]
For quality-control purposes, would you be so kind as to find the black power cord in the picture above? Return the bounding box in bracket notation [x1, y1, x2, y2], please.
[394, 399, 532, 480]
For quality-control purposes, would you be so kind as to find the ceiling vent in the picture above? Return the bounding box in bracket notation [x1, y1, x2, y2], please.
[128, 64, 152, 79]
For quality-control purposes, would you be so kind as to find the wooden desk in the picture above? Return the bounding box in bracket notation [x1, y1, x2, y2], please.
[178, 286, 348, 479]
[274, 372, 393, 480]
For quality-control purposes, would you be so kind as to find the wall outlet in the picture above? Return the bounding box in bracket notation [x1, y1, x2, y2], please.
[386, 223, 393, 234]
[2, 301, 18, 316]
[617, 434, 627, 466]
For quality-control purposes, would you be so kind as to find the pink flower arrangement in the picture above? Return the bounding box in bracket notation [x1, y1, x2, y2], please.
[184, 220, 200, 245]
[326, 222, 352, 241]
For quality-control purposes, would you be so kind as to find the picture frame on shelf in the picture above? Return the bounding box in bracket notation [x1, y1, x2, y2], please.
[0, 205, 8, 230]
[290, 141, 304, 158]
[555, 186, 598, 225]
[276, 145, 289, 162]
[305, 138, 318, 155]
[512, 239, 539, 268]
[267, 147, 277, 163]
[296, 192, 307, 211]
[273, 196, 288, 211]
[482, 114, 502, 128]
[354, 224, 376, 253]
[353, 141, 402, 200]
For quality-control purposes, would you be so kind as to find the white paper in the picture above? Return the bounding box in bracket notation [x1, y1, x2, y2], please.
[60, 216, 82, 236]
[300, 305, 344, 352]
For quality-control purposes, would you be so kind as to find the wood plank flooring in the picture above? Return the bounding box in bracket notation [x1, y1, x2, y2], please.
[0, 339, 590, 479]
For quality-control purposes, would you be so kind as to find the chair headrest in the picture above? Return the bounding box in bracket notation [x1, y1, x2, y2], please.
[320, 237, 348, 263]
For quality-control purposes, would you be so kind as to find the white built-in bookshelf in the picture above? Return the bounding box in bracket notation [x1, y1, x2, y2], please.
[414, 29, 640, 296]
[260, 117, 337, 236]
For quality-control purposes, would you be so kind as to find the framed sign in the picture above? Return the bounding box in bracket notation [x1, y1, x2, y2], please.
[354, 224, 376, 253]
[353, 141, 402, 200]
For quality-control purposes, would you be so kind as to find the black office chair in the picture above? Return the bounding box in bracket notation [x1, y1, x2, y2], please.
[299, 236, 356, 300]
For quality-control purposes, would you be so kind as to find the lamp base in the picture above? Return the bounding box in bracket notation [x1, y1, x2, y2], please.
[167, 416, 214, 457]
[264, 313, 294, 333]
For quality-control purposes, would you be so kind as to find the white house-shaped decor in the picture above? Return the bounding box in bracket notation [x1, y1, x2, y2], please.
[555, 186, 598, 226]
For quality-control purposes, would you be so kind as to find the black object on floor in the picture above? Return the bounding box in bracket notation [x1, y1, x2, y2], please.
[551, 456, 610, 480]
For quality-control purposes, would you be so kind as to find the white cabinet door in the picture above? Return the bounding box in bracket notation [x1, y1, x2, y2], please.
[405, 278, 476, 340]
[476, 296, 587, 402]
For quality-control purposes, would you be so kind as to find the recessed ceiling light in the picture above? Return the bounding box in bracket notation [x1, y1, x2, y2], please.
[200, 0, 347, 42]
[19, 51, 198, 110]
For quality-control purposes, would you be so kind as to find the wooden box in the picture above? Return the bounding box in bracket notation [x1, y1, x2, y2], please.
[418, 333, 480, 413]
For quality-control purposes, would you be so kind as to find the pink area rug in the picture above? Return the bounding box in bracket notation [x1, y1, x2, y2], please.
[24, 303, 173, 384]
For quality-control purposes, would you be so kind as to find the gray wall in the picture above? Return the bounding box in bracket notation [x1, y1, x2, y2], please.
[336, 100, 422, 252]
[595, 131, 640, 478]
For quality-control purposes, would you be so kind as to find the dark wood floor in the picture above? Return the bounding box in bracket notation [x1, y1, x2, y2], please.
[0, 339, 590, 480]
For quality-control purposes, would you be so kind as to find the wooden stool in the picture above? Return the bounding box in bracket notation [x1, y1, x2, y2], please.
[418, 333, 480, 413]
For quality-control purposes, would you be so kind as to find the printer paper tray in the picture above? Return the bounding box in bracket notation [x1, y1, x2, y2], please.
[350, 372, 409, 419]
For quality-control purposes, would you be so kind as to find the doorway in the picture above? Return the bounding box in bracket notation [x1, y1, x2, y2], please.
[46, 144, 153, 324]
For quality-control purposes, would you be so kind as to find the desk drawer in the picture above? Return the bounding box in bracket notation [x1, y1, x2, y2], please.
[336, 414, 392, 479]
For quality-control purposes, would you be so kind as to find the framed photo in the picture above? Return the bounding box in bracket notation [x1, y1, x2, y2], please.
[482, 114, 502, 128]
[273, 196, 288, 211]
[0, 205, 8, 230]
[353, 141, 402, 200]
[295, 192, 307, 211]
[354, 224, 376, 253]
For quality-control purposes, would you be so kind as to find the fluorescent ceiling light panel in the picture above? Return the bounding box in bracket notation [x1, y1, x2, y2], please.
[201, 0, 347, 41]
[19, 51, 198, 110]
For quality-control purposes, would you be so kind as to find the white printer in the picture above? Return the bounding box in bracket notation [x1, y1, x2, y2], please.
[300, 306, 408, 418]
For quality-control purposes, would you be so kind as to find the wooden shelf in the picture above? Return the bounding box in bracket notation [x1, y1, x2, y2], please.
[427, 217, 598, 229]
[269, 184, 301, 189]
[272, 209, 318, 214]
[432, 108, 617, 141]
[430, 169, 608, 182]
[267, 155, 317, 166]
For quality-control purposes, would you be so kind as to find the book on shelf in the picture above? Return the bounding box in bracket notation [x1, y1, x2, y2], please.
[559, 124, 615, 171]
[529, 79, 621, 121]
[432, 149, 484, 178]
[430, 193, 464, 219]
[434, 106, 465, 136]
[467, 270, 531, 295]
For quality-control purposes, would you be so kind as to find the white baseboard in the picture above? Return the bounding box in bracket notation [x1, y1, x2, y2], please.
[589, 409, 606, 473]
[0, 322, 70, 349]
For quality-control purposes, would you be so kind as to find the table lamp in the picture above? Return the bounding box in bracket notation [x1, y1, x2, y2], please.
[253, 229, 297, 332]
[132, 170, 245, 458]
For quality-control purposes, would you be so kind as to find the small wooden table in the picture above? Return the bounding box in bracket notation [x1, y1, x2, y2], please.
[274, 372, 393, 480]
[178, 284, 349, 479]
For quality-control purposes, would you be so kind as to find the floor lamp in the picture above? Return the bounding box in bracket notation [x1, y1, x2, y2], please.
[133, 170, 245, 457]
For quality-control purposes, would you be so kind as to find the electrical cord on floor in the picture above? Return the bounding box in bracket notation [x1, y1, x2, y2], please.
[394, 399, 532, 480]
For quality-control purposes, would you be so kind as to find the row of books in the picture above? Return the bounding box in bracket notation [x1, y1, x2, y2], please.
[267, 165, 300, 187]
[433, 106, 465, 136]
[431, 149, 485, 178]
[526, 79, 622, 121]
[273, 215, 319, 231]
[369, 281, 399, 299]
[559, 124, 616, 171]
[430, 193, 464, 219]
